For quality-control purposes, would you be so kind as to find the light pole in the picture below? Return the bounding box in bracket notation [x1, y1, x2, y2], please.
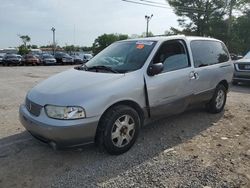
[51, 27, 56, 55]
[145, 14, 153, 37]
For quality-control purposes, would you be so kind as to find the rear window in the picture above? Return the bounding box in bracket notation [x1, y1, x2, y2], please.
[191, 40, 229, 68]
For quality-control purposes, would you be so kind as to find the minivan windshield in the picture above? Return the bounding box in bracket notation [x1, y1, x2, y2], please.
[85, 41, 156, 73]
[244, 51, 250, 59]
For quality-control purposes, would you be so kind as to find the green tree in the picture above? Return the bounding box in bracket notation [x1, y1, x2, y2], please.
[167, 0, 250, 53]
[63, 45, 76, 54]
[27, 44, 38, 49]
[81, 46, 93, 52]
[18, 35, 31, 47]
[18, 45, 29, 55]
[92, 33, 128, 55]
[141, 32, 154, 37]
[130, 32, 154, 38]
[167, 0, 226, 36]
[18, 35, 31, 55]
[230, 9, 250, 54]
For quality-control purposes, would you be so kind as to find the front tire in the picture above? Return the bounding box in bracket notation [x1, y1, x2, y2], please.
[97, 105, 141, 155]
[206, 84, 227, 113]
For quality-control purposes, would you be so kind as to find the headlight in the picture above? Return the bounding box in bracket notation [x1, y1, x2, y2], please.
[233, 63, 238, 71]
[45, 105, 85, 120]
[62, 58, 67, 62]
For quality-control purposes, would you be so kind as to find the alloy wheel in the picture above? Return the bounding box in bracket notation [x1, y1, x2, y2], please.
[111, 115, 135, 148]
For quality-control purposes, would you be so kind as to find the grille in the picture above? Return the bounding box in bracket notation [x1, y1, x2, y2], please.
[25, 97, 43, 116]
[237, 63, 250, 71]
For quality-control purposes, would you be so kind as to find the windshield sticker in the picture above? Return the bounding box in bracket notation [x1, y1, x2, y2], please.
[136, 41, 154, 46]
[136, 44, 145, 49]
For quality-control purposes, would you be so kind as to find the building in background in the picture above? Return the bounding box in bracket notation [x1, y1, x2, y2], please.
[0, 48, 18, 54]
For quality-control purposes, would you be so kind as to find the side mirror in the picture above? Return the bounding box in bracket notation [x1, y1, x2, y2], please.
[147, 63, 164, 76]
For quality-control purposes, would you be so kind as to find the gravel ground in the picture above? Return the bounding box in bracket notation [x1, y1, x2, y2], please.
[0, 66, 249, 188]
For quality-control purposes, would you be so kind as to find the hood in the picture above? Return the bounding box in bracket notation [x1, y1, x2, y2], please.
[236, 58, 250, 63]
[28, 68, 125, 106]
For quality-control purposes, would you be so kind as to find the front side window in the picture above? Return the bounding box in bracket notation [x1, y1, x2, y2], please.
[191, 40, 229, 68]
[85, 41, 156, 73]
[152, 40, 190, 73]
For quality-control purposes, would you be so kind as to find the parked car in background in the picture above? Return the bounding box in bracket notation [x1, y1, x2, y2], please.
[54, 52, 74, 65]
[0, 54, 4, 65]
[40, 54, 57, 65]
[22, 54, 41, 65]
[233, 51, 250, 85]
[71, 55, 83, 64]
[2, 54, 22, 66]
[83, 54, 93, 63]
[19, 36, 233, 155]
[230, 53, 243, 61]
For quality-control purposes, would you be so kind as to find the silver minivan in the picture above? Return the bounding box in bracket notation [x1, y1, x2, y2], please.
[19, 35, 234, 155]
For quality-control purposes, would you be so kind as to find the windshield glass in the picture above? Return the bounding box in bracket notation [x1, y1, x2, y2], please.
[63, 54, 71, 57]
[244, 51, 250, 59]
[85, 41, 156, 73]
[6, 54, 18, 58]
[43, 54, 53, 58]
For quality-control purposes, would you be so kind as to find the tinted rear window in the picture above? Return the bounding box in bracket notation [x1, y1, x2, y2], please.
[191, 40, 229, 68]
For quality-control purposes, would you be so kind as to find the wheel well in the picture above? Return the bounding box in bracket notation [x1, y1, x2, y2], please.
[218, 80, 229, 91]
[95, 100, 145, 141]
[102, 100, 144, 123]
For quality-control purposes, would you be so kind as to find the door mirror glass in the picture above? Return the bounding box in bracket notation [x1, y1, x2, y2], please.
[147, 63, 164, 76]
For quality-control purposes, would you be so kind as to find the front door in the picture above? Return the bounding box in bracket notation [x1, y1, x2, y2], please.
[145, 39, 194, 117]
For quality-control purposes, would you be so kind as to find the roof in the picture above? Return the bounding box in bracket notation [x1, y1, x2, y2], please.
[123, 35, 220, 43]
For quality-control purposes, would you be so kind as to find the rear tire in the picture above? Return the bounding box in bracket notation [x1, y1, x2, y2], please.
[96, 105, 141, 155]
[206, 84, 227, 114]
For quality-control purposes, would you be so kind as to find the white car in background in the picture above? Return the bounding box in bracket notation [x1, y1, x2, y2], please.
[83, 54, 93, 63]
[0, 53, 5, 64]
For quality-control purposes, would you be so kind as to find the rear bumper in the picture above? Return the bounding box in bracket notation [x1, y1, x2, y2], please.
[19, 104, 99, 147]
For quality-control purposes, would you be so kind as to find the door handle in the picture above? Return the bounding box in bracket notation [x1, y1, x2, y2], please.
[189, 71, 199, 80]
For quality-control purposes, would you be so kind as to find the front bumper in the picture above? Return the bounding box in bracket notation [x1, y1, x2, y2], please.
[62, 59, 74, 63]
[19, 104, 99, 147]
[44, 60, 56, 64]
[233, 71, 250, 83]
[6, 60, 21, 64]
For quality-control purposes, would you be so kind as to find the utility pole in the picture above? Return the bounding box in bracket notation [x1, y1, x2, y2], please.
[145, 14, 153, 37]
[227, 0, 235, 48]
[51, 27, 56, 55]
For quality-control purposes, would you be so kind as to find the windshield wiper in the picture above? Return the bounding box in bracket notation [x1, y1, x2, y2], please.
[87, 65, 119, 73]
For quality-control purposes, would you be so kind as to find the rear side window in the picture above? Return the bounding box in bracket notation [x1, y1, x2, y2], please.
[191, 40, 229, 68]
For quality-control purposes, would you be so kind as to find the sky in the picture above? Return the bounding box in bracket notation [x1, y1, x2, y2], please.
[0, 0, 179, 48]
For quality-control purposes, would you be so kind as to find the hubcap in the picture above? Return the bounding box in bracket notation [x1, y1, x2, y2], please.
[215, 90, 225, 109]
[111, 115, 135, 148]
